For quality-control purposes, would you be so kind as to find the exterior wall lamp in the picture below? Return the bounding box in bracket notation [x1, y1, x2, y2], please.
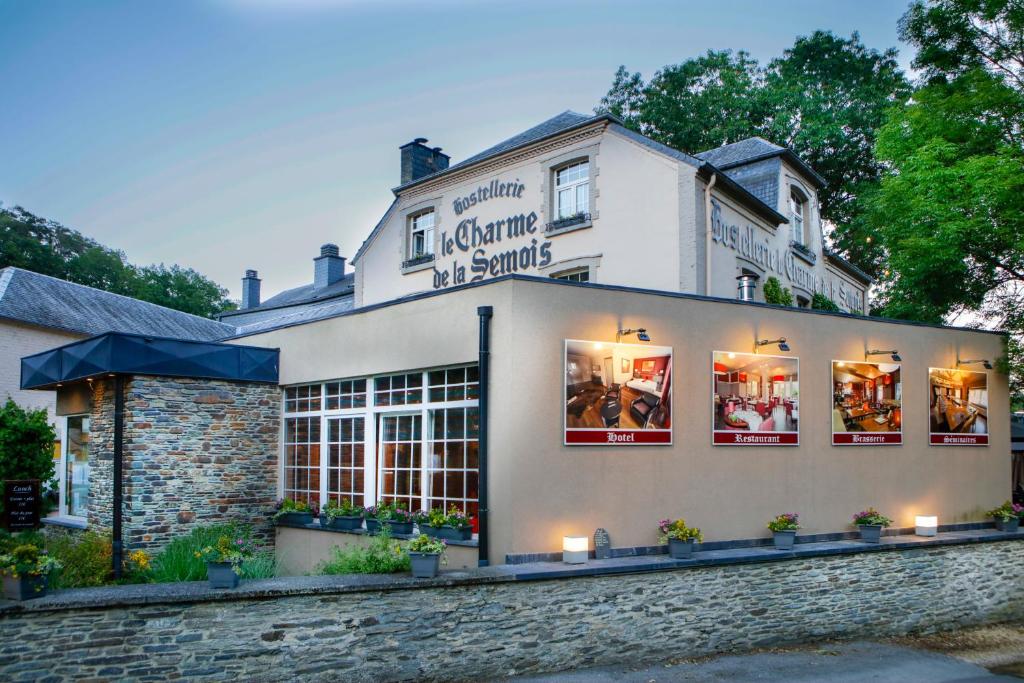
[866, 349, 902, 362]
[563, 536, 589, 564]
[915, 515, 938, 537]
[754, 337, 790, 353]
[957, 357, 993, 370]
[617, 328, 651, 343]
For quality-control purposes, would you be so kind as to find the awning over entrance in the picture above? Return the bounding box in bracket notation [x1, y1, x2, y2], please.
[20, 332, 279, 390]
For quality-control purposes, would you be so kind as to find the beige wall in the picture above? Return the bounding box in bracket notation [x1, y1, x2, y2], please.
[236, 277, 1009, 565]
[0, 319, 84, 430]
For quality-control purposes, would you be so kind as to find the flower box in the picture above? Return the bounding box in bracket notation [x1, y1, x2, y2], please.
[857, 524, 884, 543]
[421, 525, 471, 542]
[409, 552, 441, 578]
[321, 515, 363, 531]
[206, 561, 240, 589]
[996, 518, 1020, 533]
[384, 521, 414, 536]
[667, 538, 695, 559]
[772, 530, 797, 550]
[2, 574, 48, 601]
[277, 512, 313, 526]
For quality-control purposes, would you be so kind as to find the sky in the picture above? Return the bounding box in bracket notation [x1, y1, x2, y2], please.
[0, 0, 915, 301]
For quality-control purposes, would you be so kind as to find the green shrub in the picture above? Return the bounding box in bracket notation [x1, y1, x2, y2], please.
[0, 400, 57, 515]
[47, 532, 112, 588]
[240, 550, 278, 579]
[811, 292, 841, 311]
[763, 276, 793, 306]
[149, 523, 272, 583]
[318, 527, 410, 575]
[0, 529, 45, 554]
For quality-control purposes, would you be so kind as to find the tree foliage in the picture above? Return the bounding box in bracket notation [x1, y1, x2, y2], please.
[597, 32, 910, 275]
[0, 400, 56, 515]
[0, 206, 234, 318]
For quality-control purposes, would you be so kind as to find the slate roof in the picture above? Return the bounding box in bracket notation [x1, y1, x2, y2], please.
[229, 296, 356, 337]
[218, 273, 355, 321]
[696, 137, 827, 188]
[0, 267, 234, 341]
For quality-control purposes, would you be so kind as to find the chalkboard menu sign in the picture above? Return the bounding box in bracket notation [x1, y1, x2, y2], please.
[594, 528, 611, 559]
[4, 480, 41, 531]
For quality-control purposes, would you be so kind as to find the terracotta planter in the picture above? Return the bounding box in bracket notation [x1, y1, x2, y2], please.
[2, 574, 48, 601]
[667, 538, 695, 559]
[858, 524, 884, 543]
[321, 515, 363, 531]
[206, 561, 240, 589]
[772, 530, 797, 550]
[409, 552, 441, 578]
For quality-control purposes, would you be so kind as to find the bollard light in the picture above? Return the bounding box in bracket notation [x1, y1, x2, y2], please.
[563, 536, 589, 564]
[915, 515, 938, 537]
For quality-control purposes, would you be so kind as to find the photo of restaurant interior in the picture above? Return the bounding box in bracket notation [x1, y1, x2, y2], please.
[565, 340, 672, 431]
[713, 352, 798, 434]
[832, 361, 902, 434]
[930, 367, 989, 436]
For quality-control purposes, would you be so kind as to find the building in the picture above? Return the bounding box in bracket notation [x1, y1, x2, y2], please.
[22, 113, 1008, 571]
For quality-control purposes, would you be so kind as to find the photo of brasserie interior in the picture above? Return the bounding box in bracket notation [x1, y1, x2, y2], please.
[714, 352, 799, 434]
[930, 368, 989, 436]
[565, 340, 672, 431]
[832, 361, 902, 434]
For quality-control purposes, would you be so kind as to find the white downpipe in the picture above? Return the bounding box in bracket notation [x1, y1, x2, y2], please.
[704, 172, 717, 296]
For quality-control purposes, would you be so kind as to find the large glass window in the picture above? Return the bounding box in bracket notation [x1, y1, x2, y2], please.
[284, 416, 321, 506]
[555, 161, 589, 219]
[377, 414, 422, 512]
[428, 407, 480, 519]
[327, 417, 364, 505]
[63, 415, 90, 518]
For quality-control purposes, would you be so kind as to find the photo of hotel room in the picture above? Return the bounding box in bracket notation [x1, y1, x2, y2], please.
[929, 368, 988, 436]
[832, 361, 902, 439]
[713, 351, 798, 436]
[565, 340, 672, 432]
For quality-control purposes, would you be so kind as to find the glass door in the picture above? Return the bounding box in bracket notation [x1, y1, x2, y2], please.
[376, 413, 422, 511]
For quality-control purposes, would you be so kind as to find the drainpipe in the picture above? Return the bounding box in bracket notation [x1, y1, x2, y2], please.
[476, 306, 493, 567]
[112, 375, 125, 579]
[704, 171, 718, 296]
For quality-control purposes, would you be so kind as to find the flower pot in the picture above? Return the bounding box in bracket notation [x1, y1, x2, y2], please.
[364, 518, 382, 534]
[206, 561, 240, 589]
[996, 518, 1020, 533]
[2, 574, 48, 601]
[667, 538, 695, 559]
[772, 530, 797, 550]
[321, 515, 363, 531]
[858, 524, 884, 543]
[409, 552, 441, 579]
[422, 525, 472, 542]
[277, 512, 313, 526]
[384, 521, 414, 536]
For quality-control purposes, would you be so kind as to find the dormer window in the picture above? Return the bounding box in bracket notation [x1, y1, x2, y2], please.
[789, 191, 806, 245]
[555, 161, 589, 220]
[408, 210, 435, 261]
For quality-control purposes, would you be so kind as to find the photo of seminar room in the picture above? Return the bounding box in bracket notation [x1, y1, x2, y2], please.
[714, 352, 798, 432]
[565, 340, 672, 430]
[930, 368, 989, 435]
[832, 361, 902, 433]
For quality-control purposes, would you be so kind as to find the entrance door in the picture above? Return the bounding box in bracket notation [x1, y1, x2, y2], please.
[376, 413, 422, 511]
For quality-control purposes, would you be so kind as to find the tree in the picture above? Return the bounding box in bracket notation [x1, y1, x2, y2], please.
[0, 400, 56, 516]
[596, 32, 910, 276]
[763, 277, 793, 306]
[0, 206, 235, 318]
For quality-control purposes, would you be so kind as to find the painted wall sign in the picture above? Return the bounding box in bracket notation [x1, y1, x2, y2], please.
[928, 367, 989, 446]
[433, 178, 554, 290]
[564, 339, 672, 446]
[710, 200, 864, 314]
[3, 479, 41, 531]
[713, 351, 799, 445]
[832, 360, 902, 445]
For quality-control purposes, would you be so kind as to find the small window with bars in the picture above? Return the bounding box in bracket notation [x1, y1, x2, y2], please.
[285, 384, 321, 413]
[427, 366, 480, 402]
[374, 372, 423, 407]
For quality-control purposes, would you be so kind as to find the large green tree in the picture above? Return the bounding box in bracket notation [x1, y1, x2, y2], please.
[597, 31, 910, 275]
[0, 206, 235, 318]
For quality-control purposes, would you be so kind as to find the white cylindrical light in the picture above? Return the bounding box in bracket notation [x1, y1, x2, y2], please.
[915, 515, 938, 537]
[563, 536, 588, 564]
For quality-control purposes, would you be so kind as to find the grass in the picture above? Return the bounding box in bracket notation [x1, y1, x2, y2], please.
[149, 523, 276, 583]
[318, 527, 410, 575]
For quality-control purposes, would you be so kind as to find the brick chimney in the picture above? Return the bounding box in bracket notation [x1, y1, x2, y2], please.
[241, 269, 261, 309]
[314, 244, 346, 289]
[400, 138, 450, 184]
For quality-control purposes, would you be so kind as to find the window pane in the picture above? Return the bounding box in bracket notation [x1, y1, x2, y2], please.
[65, 416, 90, 517]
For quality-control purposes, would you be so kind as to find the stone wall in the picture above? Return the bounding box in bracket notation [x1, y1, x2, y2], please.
[2, 540, 1023, 682]
[83, 376, 280, 550]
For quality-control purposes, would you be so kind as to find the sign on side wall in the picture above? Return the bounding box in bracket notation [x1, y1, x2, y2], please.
[928, 367, 989, 446]
[712, 351, 799, 445]
[564, 339, 672, 445]
[3, 479, 41, 531]
[831, 360, 903, 445]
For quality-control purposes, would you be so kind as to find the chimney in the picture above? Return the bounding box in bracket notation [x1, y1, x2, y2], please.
[400, 138, 450, 184]
[314, 244, 346, 289]
[241, 269, 261, 309]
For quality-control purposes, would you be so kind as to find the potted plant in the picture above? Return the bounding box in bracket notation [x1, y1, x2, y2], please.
[851, 507, 893, 543]
[195, 535, 255, 589]
[420, 506, 473, 542]
[365, 501, 414, 535]
[407, 533, 446, 578]
[274, 498, 318, 526]
[0, 542, 60, 601]
[320, 498, 364, 531]
[987, 501, 1024, 532]
[767, 513, 800, 550]
[658, 518, 703, 558]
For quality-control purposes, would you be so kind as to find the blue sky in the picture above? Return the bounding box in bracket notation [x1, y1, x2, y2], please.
[0, 0, 914, 300]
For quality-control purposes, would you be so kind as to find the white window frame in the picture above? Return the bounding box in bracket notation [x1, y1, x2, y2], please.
[408, 210, 435, 260]
[790, 192, 806, 245]
[58, 413, 90, 521]
[555, 161, 590, 220]
[552, 267, 590, 283]
[280, 364, 480, 515]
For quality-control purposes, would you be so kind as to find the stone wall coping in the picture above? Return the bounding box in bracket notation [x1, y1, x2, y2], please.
[276, 519, 479, 547]
[3, 527, 1020, 616]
